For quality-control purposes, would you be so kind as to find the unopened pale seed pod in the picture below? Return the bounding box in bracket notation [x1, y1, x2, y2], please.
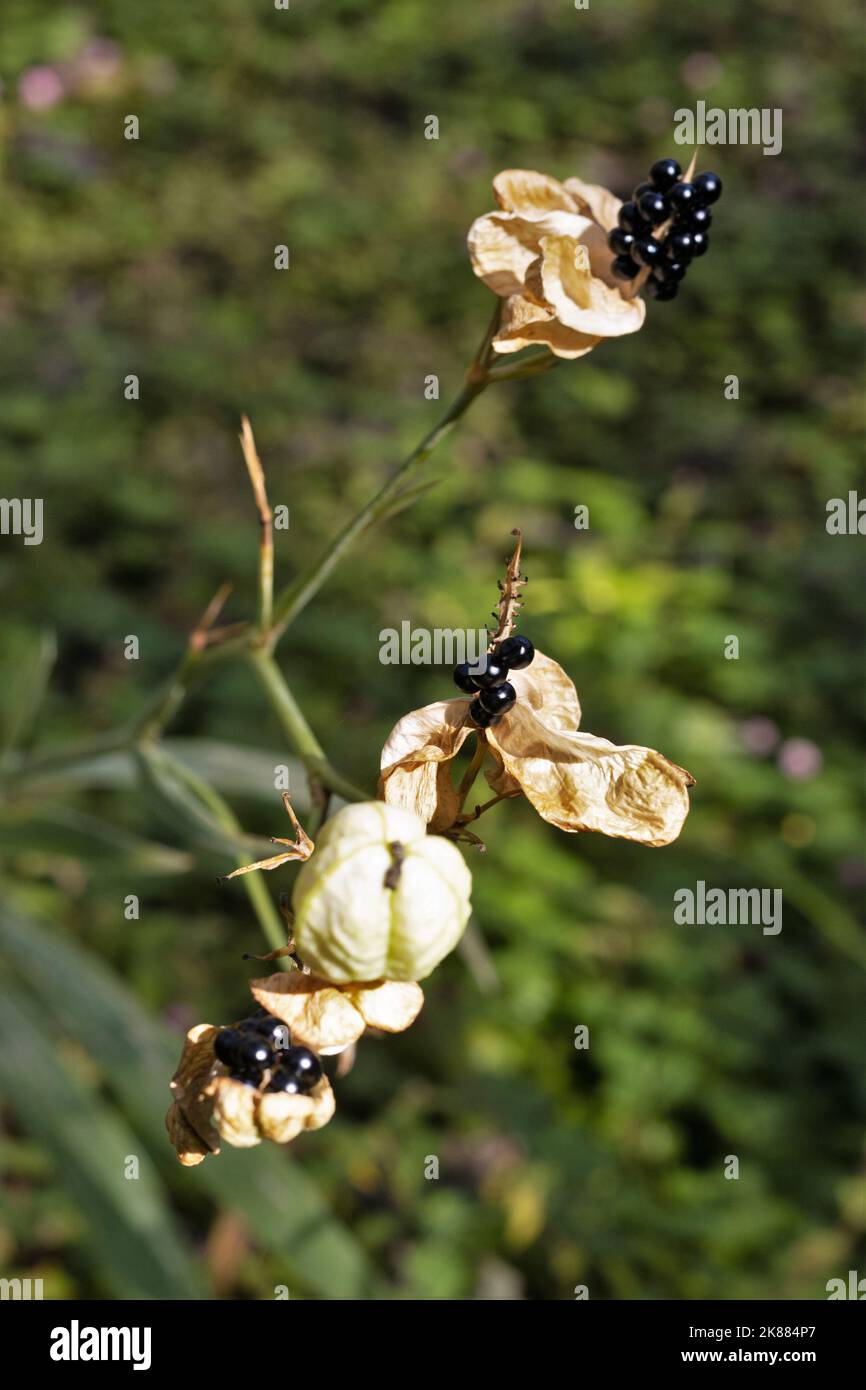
[291, 801, 472, 982]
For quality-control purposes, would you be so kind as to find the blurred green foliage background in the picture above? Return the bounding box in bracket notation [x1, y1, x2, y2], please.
[0, 0, 863, 1300]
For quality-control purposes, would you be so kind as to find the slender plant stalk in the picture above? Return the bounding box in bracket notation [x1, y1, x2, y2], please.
[269, 377, 487, 637]
[268, 304, 502, 637]
[247, 649, 370, 804]
[1, 304, 523, 959]
[146, 741, 286, 952]
[238, 416, 274, 634]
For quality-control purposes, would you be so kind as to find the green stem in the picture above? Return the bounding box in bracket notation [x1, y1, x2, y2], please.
[268, 304, 503, 639]
[0, 729, 130, 791]
[455, 736, 486, 814]
[248, 649, 370, 804]
[269, 379, 486, 636]
[140, 740, 286, 953]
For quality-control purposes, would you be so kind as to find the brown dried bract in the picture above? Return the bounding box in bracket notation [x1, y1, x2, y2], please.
[467, 168, 645, 359]
[380, 648, 694, 847]
[250, 971, 424, 1056]
[165, 1019, 337, 1162]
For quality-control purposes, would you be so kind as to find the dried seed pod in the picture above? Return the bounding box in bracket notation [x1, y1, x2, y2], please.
[290, 801, 472, 983]
[166, 1020, 336, 1162]
[250, 970, 424, 1055]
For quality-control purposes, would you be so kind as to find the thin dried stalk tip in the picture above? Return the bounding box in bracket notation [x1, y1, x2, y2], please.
[224, 793, 314, 879]
[488, 528, 527, 649]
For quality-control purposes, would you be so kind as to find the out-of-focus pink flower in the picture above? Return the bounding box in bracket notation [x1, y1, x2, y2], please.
[72, 38, 123, 89]
[838, 857, 866, 889]
[681, 52, 723, 89]
[19, 65, 65, 110]
[778, 737, 823, 781]
[739, 717, 780, 756]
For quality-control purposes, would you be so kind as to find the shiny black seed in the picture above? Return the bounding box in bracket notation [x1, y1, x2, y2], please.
[632, 237, 662, 267]
[646, 279, 679, 301]
[283, 1046, 323, 1091]
[469, 698, 498, 728]
[472, 657, 509, 689]
[693, 171, 722, 205]
[685, 205, 712, 233]
[251, 1015, 290, 1048]
[653, 259, 687, 284]
[617, 200, 645, 234]
[479, 681, 516, 715]
[612, 254, 640, 281]
[214, 1028, 243, 1066]
[266, 1069, 303, 1094]
[689, 230, 709, 257]
[649, 157, 681, 191]
[668, 181, 698, 213]
[453, 661, 479, 694]
[608, 227, 635, 257]
[666, 230, 694, 262]
[632, 180, 654, 203]
[238, 1036, 273, 1069]
[229, 1069, 263, 1087]
[495, 635, 535, 669]
[637, 191, 670, 226]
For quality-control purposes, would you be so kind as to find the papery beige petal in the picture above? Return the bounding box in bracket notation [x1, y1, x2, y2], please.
[563, 176, 623, 232]
[165, 1101, 213, 1166]
[250, 971, 365, 1056]
[257, 1076, 335, 1144]
[468, 209, 600, 300]
[467, 214, 542, 298]
[169, 1022, 218, 1099]
[207, 1075, 262, 1149]
[508, 648, 582, 731]
[539, 235, 646, 338]
[493, 293, 601, 360]
[168, 1022, 222, 1156]
[379, 697, 473, 830]
[486, 703, 694, 846]
[347, 979, 424, 1033]
[493, 169, 580, 217]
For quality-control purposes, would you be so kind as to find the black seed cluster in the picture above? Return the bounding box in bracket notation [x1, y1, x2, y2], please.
[453, 634, 535, 729]
[608, 158, 723, 302]
[214, 1011, 322, 1094]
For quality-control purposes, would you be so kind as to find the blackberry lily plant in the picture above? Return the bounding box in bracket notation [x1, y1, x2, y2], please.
[0, 153, 715, 1162]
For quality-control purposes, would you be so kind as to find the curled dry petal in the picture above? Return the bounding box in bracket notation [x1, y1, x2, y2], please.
[250, 971, 424, 1055]
[493, 168, 582, 217]
[509, 648, 582, 732]
[165, 1018, 337, 1161]
[251, 972, 366, 1054]
[485, 702, 694, 846]
[347, 978, 425, 1032]
[165, 1101, 211, 1167]
[255, 1076, 335, 1145]
[378, 697, 472, 830]
[378, 645, 693, 846]
[494, 293, 601, 360]
[467, 168, 644, 358]
[539, 236, 645, 338]
[562, 176, 623, 233]
[206, 1073, 261, 1149]
[166, 1022, 221, 1161]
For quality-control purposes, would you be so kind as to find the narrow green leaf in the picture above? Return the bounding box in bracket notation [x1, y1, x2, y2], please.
[0, 907, 378, 1299]
[0, 981, 205, 1300]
